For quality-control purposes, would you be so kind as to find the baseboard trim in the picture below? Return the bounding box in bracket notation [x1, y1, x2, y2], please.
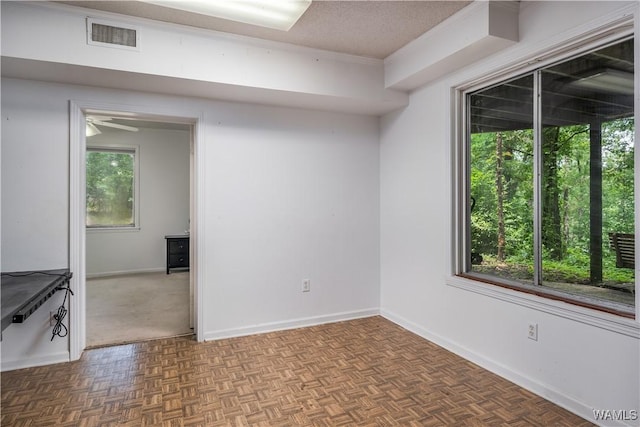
[379, 309, 629, 427]
[86, 267, 166, 279]
[2, 351, 70, 372]
[203, 308, 380, 341]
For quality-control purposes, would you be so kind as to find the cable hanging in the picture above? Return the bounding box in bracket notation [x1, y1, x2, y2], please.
[51, 282, 74, 341]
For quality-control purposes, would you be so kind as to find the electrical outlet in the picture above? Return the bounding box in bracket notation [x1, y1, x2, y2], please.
[527, 323, 538, 341]
[302, 279, 311, 292]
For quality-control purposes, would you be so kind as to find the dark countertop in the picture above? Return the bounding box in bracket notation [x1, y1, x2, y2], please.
[1, 269, 72, 332]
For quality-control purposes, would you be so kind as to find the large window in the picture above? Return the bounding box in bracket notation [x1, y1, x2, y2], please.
[86, 147, 138, 229]
[462, 37, 635, 317]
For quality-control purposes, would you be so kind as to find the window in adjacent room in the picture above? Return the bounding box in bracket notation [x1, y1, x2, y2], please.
[461, 37, 635, 317]
[86, 147, 138, 229]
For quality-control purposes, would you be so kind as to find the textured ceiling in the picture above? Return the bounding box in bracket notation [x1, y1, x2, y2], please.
[55, 1, 472, 59]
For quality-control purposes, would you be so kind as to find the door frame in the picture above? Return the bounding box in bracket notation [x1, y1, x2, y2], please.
[69, 100, 205, 360]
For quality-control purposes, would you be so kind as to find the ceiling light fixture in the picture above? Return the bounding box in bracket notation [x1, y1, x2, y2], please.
[143, 0, 312, 31]
[570, 68, 634, 95]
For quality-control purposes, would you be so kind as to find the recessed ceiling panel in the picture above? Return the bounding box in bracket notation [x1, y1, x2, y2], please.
[55, 1, 471, 59]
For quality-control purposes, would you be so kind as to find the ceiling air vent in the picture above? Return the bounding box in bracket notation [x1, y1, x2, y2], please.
[87, 18, 139, 51]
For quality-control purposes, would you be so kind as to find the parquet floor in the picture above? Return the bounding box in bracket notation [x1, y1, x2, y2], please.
[1, 316, 593, 426]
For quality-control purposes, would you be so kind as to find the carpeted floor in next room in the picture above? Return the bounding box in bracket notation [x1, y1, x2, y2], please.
[86, 271, 192, 347]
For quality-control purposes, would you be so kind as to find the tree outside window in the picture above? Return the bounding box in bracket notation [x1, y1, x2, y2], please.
[86, 148, 137, 228]
[465, 37, 635, 316]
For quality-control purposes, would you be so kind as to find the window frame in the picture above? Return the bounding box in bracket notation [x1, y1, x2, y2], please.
[449, 24, 639, 329]
[86, 144, 140, 232]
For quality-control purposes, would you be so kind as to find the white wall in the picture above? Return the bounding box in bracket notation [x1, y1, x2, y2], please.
[1, 79, 74, 367]
[2, 1, 639, 425]
[86, 127, 190, 276]
[1, 78, 380, 369]
[202, 101, 380, 337]
[1, 1, 407, 115]
[380, 2, 639, 426]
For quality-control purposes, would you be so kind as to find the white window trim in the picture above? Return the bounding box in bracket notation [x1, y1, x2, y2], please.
[86, 144, 141, 232]
[446, 11, 639, 338]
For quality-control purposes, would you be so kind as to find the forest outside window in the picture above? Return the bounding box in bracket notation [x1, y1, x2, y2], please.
[463, 37, 635, 317]
[86, 147, 138, 229]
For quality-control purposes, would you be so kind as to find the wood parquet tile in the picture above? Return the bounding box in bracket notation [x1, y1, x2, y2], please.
[1, 316, 593, 426]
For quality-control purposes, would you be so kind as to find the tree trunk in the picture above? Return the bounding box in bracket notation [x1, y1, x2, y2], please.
[562, 187, 569, 246]
[589, 121, 603, 283]
[542, 127, 563, 260]
[496, 132, 506, 262]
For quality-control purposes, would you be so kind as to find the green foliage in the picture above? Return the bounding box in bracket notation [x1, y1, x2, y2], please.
[602, 118, 635, 234]
[86, 150, 134, 226]
[470, 129, 534, 261]
[469, 118, 635, 291]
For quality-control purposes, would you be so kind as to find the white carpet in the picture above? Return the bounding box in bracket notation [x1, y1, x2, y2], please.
[86, 271, 192, 347]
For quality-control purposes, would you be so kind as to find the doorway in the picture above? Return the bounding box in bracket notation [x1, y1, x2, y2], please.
[85, 115, 192, 347]
[69, 102, 203, 358]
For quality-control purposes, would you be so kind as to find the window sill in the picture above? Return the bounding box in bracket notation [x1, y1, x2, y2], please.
[86, 226, 140, 233]
[446, 275, 639, 338]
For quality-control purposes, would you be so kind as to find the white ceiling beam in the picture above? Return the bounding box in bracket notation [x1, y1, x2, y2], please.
[1, 1, 407, 115]
[384, 1, 519, 92]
